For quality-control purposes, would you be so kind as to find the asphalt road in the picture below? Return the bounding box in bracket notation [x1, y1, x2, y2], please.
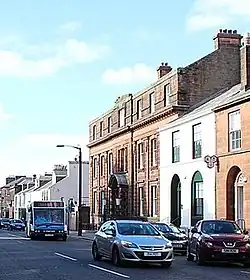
[0, 229, 250, 280]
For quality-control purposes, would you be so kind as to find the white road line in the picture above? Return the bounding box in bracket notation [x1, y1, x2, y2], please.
[241, 270, 250, 274]
[88, 264, 130, 279]
[55, 252, 77, 262]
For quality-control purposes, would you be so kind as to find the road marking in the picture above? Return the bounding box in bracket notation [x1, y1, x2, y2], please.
[241, 271, 250, 274]
[88, 264, 130, 279]
[55, 252, 77, 262]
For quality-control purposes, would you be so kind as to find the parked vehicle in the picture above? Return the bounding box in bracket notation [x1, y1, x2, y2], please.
[151, 222, 188, 255]
[7, 219, 25, 231]
[187, 219, 250, 267]
[0, 218, 10, 229]
[91, 218, 173, 267]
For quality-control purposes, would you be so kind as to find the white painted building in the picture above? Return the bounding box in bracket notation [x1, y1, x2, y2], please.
[36, 161, 89, 206]
[159, 88, 238, 229]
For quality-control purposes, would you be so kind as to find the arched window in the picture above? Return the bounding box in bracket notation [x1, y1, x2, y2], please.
[191, 171, 204, 226]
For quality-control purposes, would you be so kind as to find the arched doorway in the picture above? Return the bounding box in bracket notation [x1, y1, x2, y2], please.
[108, 172, 129, 218]
[191, 171, 204, 226]
[226, 166, 243, 223]
[170, 174, 181, 227]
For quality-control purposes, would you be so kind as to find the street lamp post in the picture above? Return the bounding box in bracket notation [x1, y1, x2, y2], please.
[56, 144, 82, 236]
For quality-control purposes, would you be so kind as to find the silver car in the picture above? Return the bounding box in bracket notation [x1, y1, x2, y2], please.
[91, 219, 174, 268]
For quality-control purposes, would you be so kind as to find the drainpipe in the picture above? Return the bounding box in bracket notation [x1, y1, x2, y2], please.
[129, 93, 134, 216]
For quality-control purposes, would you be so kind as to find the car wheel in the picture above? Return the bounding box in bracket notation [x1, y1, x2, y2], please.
[186, 247, 194, 261]
[92, 242, 102, 261]
[161, 261, 172, 268]
[195, 248, 205, 266]
[244, 262, 250, 268]
[112, 246, 121, 266]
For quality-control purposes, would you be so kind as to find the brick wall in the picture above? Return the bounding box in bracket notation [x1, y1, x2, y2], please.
[215, 101, 250, 228]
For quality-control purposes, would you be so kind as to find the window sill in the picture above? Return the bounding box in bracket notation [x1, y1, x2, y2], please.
[150, 165, 158, 170]
[138, 168, 145, 172]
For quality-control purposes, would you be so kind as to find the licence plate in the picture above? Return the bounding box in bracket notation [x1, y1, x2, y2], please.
[173, 244, 183, 248]
[144, 252, 161, 257]
[221, 249, 239, 253]
[45, 234, 54, 237]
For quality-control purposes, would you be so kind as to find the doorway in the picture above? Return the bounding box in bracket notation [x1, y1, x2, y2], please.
[170, 174, 181, 227]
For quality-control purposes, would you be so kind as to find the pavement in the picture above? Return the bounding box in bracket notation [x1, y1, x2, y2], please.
[0, 229, 250, 280]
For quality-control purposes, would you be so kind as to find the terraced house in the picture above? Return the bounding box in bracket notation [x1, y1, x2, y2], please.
[88, 29, 244, 226]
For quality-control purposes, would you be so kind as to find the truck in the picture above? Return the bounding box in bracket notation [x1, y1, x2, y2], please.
[26, 200, 67, 241]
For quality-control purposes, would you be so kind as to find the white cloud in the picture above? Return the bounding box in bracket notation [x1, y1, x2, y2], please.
[0, 104, 12, 121]
[186, 0, 250, 32]
[59, 21, 82, 33]
[0, 38, 109, 78]
[0, 133, 89, 186]
[102, 63, 157, 85]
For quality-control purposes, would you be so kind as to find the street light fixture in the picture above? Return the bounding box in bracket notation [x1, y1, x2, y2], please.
[56, 144, 82, 236]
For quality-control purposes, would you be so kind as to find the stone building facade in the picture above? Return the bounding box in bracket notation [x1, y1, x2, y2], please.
[215, 33, 250, 230]
[88, 29, 244, 225]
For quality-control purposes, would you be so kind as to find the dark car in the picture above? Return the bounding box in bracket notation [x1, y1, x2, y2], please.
[187, 219, 250, 267]
[7, 219, 25, 231]
[151, 222, 188, 255]
[0, 218, 10, 229]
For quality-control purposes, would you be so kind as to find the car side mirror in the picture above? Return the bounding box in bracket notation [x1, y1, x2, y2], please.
[105, 229, 116, 236]
[191, 228, 198, 234]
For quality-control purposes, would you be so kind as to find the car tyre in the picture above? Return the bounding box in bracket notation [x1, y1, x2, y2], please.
[161, 261, 172, 268]
[112, 246, 121, 266]
[186, 248, 194, 261]
[195, 248, 205, 266]
[92, 242, 102, 261]
[244, 262, 250, 268]
[62, 235, 67, 242]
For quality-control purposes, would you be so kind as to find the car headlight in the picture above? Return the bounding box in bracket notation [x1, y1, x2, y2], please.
[121, 241, 138, 248]
[165, 241, 172, 249]
[204, 241, 213, 248]
[243, 235, 250, 241]
[245, 243, 250, 249]
[30, 225, 34, 231]
[64, 225, 67, 231]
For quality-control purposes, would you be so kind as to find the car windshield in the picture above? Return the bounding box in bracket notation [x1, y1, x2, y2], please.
[13, 219, 22, 223]
[154, 223, 180, 234]
[34, 208, 64, 225]
[117, 222, 161, 236]
[201, 221, 242, 234]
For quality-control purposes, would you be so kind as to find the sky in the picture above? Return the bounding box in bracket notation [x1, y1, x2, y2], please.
[0, 0, 250, 186]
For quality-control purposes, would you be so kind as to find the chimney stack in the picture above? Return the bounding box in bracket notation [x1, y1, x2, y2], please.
[241, 33, 250, 90]
[157, 62, 172, 79]
[213, 29, 242, 50]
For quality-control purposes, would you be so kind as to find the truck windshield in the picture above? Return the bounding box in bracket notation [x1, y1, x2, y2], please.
[34, 208, 64, 225]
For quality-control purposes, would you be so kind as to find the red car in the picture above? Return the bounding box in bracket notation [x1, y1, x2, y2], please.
[187, 219, 250, 267]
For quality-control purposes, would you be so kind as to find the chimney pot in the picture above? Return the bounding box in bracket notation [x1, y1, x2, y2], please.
[219, 29, 223, 33]
[157, 62, 172, 79]
[213, 28, 242, 50]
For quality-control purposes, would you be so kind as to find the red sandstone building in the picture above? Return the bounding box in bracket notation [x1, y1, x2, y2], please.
[215, 34, 250, 230]
[88, 29, 245, 226]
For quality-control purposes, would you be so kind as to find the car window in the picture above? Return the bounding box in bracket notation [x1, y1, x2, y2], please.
[201, 221, 241, 234]
[100, 222, 110, 232]
[117, 222, 161, 236]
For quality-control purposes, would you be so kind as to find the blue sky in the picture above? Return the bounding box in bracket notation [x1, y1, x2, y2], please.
[0, 0, 249, 185]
